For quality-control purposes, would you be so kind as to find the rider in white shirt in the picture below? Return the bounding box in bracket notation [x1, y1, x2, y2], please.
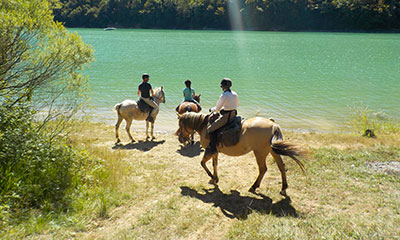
[206, 78, 239, 156]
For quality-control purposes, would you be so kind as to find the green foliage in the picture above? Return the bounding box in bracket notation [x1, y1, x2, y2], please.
[53, 0, 400, 30]
[0, 105, 72, 219]
[0, 0, 95, 233]
[1, 0, 93, 132]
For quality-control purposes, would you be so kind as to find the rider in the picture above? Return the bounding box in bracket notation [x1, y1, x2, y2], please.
[205, 78, 239, 156]
[137, 73, 159, 122]
[176, 79, 202, 111]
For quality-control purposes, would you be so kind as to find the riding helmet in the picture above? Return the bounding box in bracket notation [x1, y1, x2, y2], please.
[142, 73, 149, 79]
[220, 78, 232, 88]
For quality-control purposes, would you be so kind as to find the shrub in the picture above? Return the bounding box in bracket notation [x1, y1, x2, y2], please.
[0, 104, 84, 220]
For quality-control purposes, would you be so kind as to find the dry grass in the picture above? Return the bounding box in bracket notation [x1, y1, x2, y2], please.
[13, 121, 400, 239]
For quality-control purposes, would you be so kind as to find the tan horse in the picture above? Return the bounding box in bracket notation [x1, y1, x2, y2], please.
[114, 87, 165, 143]
[175, 112, 305, 196]
[176, 94, 201, 145]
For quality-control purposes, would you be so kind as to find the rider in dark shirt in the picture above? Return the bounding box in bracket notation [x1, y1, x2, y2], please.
[137, 73, 159, 122]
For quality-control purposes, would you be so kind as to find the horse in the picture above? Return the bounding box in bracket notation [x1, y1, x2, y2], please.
[176, 94, 201, 114]
[176, 94, 201, 145]
[175, 112, 305, 196]
[114, 87, 165, 143]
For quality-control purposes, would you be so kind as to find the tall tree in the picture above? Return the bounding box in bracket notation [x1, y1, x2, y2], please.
[0, 0, 93, 136]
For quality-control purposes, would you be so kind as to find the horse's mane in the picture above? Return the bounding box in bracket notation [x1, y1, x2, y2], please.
[180, 112, 208, 131]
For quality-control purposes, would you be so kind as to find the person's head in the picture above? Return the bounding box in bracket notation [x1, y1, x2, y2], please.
[184, 79, 191, 88]
[220, 78, 232, 90]
[142, 73, 149, 82]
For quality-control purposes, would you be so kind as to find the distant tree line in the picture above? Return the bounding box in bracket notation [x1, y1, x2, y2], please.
[53, 0, 400, 31]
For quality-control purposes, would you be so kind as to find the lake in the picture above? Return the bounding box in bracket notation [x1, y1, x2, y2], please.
[72, 28, 400, 132]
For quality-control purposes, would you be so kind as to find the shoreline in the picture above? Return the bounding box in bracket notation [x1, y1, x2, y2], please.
[88, 113, 355, 136]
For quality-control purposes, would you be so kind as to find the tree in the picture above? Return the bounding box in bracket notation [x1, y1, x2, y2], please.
[0, 0, 93, 136]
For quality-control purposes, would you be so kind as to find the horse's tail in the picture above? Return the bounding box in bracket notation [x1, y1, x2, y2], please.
[270, 124, 305, 173]
[114, 103, 123, 117]
[186, 105, 193, 112]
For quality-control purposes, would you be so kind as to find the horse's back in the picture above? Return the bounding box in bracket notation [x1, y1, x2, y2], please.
[115, 99, 145, 119]
[178, 102, 199, 114]
[241, 117, 277, 147]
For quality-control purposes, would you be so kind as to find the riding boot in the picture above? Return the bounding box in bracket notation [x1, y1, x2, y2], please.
[205, 132, 218, 157]
[146, 114, 154, 123]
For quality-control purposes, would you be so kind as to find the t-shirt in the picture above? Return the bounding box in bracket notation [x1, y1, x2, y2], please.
[183, 87, 195, 101]
[138, 82, 152, 98]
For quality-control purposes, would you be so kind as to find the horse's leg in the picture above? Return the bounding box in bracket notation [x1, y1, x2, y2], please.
[115, 115, 123, 144]
[212, 154, 219, 184]
[271, 151, 288, 197]
[190, 133, 194, 145]
[249, 150, 268, 193]
[151, 122, 155, 140]
[201, 152, 216, 183]
[125, 118, 135, 143]
[145, 121, 150, 140]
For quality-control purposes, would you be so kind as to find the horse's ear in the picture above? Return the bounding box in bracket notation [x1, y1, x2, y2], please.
[161, 86, 163, 90]
[198, 94, 201, 97]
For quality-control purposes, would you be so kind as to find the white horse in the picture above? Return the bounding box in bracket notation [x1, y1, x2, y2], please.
[114, 87, 166, 143]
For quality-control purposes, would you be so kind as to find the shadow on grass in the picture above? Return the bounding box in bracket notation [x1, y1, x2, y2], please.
[176, 141, 203, 157]
[180, 186, 298, 220]
[112, 140, 165, 152]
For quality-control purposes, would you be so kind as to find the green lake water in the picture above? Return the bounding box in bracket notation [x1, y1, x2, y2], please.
[73, 28, 400, 132]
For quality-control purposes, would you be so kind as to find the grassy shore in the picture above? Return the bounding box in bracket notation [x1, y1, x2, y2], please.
[2, 120, 400, 239]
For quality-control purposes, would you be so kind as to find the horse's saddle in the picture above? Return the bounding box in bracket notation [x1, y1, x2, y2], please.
[208, 113, 243, 147]
[137, 98, 154, 113]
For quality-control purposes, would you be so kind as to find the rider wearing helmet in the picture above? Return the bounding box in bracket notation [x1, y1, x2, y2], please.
[206, 78, 239, 156]
[137, 73, 159, 122]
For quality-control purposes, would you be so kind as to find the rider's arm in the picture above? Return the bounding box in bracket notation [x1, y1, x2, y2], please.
[210, 93, 226, 112]
[137, 89, 141, 97]
[150, 89, 154, 97]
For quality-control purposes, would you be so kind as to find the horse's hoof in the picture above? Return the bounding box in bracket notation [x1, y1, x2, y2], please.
[116, 139, 121, 144]
[209, 178, 218, 185]
[191, 140, 194, 145]
[130, 139, 136, 143]
[248, 187, 257, 193]
[280, 189, 287, 197]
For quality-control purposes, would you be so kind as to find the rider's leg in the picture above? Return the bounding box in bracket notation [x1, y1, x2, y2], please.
[204, 114, 229, 156]
[142, 98, 159, 122]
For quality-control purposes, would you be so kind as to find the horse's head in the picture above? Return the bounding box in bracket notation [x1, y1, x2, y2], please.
[154, 86, 166, 104]
[175, 113, 195, 144]
[193, 94, 201, 103]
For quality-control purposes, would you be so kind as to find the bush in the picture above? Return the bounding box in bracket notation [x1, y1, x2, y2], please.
[0, 104, 84, 218]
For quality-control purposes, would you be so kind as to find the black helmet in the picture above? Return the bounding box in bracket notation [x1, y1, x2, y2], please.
[220, 78, 232, 88]
[142, 73, 149, 79]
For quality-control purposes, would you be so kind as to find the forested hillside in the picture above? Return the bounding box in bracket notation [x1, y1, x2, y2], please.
[53, 0, 400, 31]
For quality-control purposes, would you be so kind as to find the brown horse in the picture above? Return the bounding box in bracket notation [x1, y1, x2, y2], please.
[176, 94, 201, 114]
[176, 94, 201, 145]
[175, 112, 305, 196]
